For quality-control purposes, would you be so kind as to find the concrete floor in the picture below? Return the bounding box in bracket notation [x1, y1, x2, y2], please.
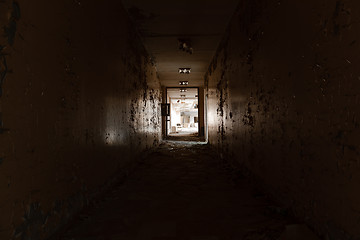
[165, 133, 204, 142]
[52, 141, 316, 240]
[168, 127, 199, 136]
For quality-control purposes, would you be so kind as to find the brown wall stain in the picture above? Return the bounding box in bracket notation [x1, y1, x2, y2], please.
[206, 0, 360, 239]
[0, 0, 161, 239]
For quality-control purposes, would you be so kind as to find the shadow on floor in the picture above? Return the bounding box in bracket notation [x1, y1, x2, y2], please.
[165, 132, 205, 142]
[51, 141, 320, 240]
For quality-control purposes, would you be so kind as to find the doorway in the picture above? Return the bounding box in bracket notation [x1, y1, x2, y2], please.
[166, 87, 199, 139]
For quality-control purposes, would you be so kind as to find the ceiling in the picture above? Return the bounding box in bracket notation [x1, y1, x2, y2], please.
[167, 88, 198, 99]
[170, 98, 198, 113]
[122, 0, 239, 88]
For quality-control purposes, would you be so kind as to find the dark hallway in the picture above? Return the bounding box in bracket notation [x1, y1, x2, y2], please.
[1, 0, 360, 239]
[52, 141, 309, 240]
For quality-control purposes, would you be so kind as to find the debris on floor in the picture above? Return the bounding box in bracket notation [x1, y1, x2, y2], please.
[278, 224, 320, 240]
[52, 140, 319, 240]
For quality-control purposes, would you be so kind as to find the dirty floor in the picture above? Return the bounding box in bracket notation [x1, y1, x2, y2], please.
[165, 132, 205, 142]
[53, 140, 318, 240]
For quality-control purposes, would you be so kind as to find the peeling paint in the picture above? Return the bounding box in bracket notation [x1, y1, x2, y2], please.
[206, 0, 360, 239]
[0, 45, 8, 97]
[0, 1, 161, 239]
[0, 1, 20, 135]
[4, 1, 21, 46]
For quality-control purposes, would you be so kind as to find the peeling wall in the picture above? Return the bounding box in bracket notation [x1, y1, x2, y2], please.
[0, 0, 161, 239]
[206, 0, 360, 238]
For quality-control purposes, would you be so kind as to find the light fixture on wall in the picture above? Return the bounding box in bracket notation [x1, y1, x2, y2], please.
[178, 68, 191, 74]
[180, 89, 187, 92]
[179, 81, 189, 85]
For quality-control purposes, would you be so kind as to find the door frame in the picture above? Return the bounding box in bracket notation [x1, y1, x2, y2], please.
[165, 87, 200, 137]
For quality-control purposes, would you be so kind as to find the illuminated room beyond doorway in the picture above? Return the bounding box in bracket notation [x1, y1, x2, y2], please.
[167, 88, 199, 138]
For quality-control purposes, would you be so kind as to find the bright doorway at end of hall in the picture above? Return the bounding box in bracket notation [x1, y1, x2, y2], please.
[167, 88, 198, 137]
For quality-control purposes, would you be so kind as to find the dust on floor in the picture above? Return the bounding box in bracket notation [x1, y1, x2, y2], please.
[52, 141, 318, 240]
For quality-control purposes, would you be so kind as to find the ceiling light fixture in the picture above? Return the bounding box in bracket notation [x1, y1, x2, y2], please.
[178, 68, 191, 74]
[180, 89, 187, 93]
[179, 81, 189, 85]
[178, 38, 193, 54]
[180, 94, 186, 98]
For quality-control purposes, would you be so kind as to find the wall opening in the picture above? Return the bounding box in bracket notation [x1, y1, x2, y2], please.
[167, 87, 198, 137]
[163, 87, 206, 142]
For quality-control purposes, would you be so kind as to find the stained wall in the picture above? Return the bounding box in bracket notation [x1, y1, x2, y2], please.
[0, 0, 161, 239]
[206, 0, 360, 238]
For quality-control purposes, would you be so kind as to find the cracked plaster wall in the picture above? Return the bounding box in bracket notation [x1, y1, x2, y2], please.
[0, 0, 161, 239]
[206, 0, 360, 239]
